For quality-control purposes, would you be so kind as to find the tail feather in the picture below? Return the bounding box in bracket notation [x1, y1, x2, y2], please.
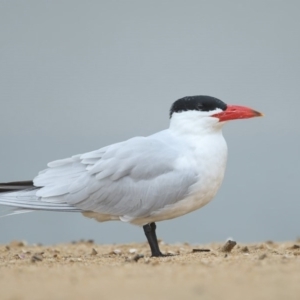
[0, 207, 33, 218]
[0, 180, 81, 215]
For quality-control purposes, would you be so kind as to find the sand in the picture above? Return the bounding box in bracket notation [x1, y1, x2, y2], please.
[1, 240, 300, 300]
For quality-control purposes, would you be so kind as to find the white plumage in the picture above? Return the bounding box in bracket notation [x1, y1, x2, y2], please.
[0, 95, 262, 256]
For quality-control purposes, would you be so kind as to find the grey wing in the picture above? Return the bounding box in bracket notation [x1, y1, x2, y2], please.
[34, 135, 197, 220]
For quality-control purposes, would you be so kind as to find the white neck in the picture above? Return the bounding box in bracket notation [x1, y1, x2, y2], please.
[169, 110, 225, 137]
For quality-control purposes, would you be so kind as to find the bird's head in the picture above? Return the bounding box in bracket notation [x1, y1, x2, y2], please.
[169, 95, 263, 134]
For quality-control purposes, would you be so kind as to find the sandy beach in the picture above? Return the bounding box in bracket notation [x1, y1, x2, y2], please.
[1, 240, 300, 300]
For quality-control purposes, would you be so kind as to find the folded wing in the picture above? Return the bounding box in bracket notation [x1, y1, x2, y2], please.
[34, 134, 197, 220]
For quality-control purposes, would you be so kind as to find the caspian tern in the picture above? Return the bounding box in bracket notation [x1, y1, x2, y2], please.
[0, 95, 262, 256]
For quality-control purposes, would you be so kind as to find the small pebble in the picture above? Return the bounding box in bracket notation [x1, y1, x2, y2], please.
[10, 240, 26, 247]
[192, 249, 211, 253]
[125, 254, 144, 262]
[21, 249, 31, 254]
[255, 244, 266, 250]
[265, 240, 274, 245]
[288, 245, 300, 250]
[14, 254, 26, 259]
[220, 240, 237, 253]
[31, 254, 43, 262]
[133, 254, 144, 262]
[240, 246, 249, 253]
[91, 248, 98, 255]
[259, 253, 267, 260]
[129, 248, 137, 254]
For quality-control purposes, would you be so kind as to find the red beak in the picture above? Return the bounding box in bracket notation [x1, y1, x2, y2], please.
[212, 105, 264, 122]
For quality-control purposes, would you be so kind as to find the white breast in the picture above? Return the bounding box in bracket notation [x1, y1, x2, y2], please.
[83, 111, 229, 226]
[131, 129, 228, 225]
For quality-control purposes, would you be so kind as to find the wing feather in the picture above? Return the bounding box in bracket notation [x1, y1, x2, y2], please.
[31, 132, 197, 220]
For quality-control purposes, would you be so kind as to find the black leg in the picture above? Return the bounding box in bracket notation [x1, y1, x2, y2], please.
[143, 222, 172, 257]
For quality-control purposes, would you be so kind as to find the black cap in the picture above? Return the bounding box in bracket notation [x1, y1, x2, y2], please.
[170, 95, 227, 118]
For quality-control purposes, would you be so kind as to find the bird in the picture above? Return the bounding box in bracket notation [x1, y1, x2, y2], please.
[0, 95, 263, 257]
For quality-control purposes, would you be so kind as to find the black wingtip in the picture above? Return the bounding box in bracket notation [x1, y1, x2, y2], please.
[0, 181, 35, 193]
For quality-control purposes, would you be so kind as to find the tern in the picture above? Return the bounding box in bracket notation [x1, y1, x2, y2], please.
[0, 95, 262, 256]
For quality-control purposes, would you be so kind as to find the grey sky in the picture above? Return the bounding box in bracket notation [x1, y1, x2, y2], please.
[0, 1, 299, 245]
